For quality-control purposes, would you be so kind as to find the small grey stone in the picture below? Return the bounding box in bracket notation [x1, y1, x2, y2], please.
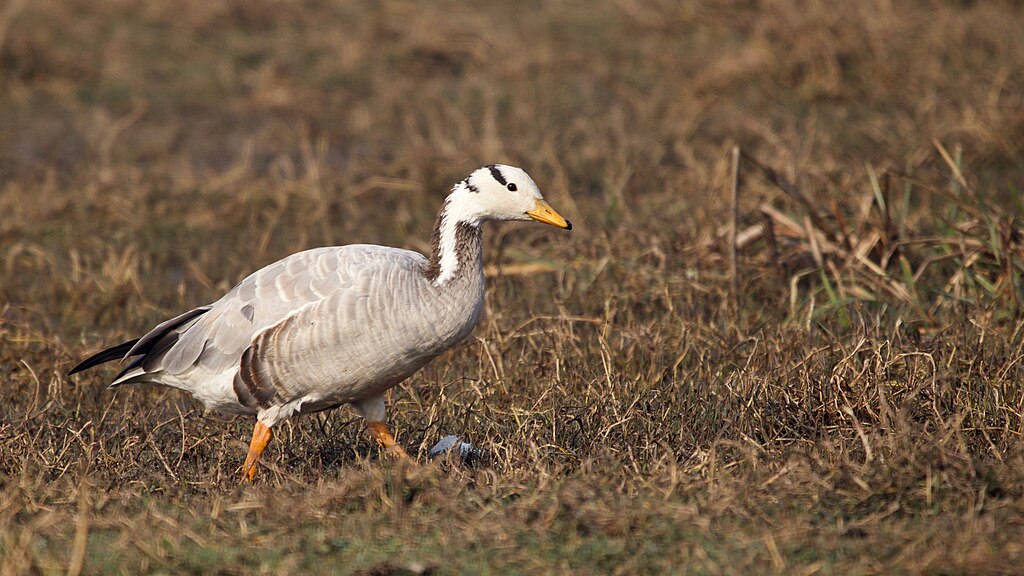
[428, 435, 461, 458]
[428, 435, 486, 465]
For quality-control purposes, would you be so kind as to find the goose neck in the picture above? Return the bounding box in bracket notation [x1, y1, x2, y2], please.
[424, 200, 483, 287]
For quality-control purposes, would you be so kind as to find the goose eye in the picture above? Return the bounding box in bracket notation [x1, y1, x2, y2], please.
[506, 183, 517, 191]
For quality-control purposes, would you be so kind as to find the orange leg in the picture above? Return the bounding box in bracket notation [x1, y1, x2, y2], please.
[240, 421, 273, 482]
[366, 421, 411, 460]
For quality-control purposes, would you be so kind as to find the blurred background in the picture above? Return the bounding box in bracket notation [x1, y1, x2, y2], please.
[2, 1, 1024, 573]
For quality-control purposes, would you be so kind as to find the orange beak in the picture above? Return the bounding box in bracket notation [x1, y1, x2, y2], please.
[526, 199, 572, 229]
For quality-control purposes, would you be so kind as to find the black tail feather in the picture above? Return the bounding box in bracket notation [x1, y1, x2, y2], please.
[69, 305, 211, 380]
[113, 355, 146, 382]
[68, 339, 140, 375]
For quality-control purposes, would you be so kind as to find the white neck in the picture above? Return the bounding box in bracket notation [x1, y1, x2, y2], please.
[435, 218, 463, 285]
[426, 183, 483, 286]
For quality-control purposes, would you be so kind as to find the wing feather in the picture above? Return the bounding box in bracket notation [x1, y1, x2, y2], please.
[236, 249, 442, 406]
[160, 246, 429, 377]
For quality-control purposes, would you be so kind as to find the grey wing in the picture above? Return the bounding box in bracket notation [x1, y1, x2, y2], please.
[114, 246, 429, 386]
[233, 250, 440, 408]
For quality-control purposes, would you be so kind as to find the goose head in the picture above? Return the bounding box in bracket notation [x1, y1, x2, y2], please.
[445, 164, 572, 230]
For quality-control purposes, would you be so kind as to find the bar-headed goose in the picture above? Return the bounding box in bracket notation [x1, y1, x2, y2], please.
[70, 164, 571, 481]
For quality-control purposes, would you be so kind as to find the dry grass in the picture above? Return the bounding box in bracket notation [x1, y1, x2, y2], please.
[2, 0, 1024, 573]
